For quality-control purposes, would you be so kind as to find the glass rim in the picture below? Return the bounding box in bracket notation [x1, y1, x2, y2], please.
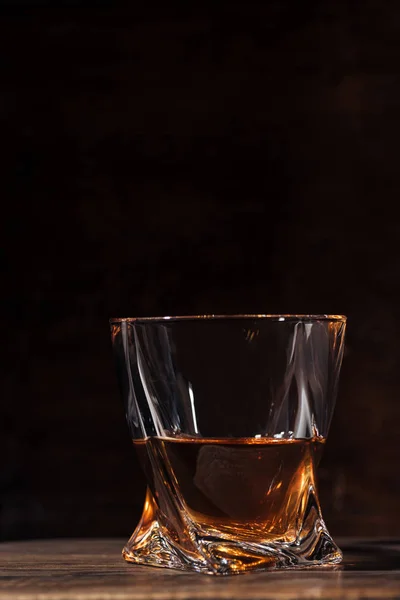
[110, 314, 347, 324]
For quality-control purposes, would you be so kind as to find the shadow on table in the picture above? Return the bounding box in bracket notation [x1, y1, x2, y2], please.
[341, 539, 400, 571]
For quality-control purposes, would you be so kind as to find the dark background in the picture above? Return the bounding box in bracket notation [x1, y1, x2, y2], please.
[2, 0, 400, 542]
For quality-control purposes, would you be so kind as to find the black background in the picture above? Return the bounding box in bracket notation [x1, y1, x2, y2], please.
[1, 0, 400, 542]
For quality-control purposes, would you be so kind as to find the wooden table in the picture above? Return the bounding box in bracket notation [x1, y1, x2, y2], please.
[0, 539, 399, 599]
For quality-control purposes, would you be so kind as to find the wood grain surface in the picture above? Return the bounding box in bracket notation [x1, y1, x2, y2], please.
[0, 539, 399, 599]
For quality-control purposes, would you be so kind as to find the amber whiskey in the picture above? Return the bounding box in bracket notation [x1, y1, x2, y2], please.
[133, 436, 324, 543]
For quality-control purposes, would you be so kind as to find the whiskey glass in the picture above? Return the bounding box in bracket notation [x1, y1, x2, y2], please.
[110, 314, 346, 575]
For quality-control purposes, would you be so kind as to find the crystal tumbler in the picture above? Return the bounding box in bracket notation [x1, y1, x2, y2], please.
[110, 314, 346, 574]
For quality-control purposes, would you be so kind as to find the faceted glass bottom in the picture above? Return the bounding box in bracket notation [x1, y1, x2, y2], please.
[122, 488, 342, 575]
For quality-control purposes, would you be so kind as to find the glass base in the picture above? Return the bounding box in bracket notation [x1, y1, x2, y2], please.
[122, 490, 342, 575]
